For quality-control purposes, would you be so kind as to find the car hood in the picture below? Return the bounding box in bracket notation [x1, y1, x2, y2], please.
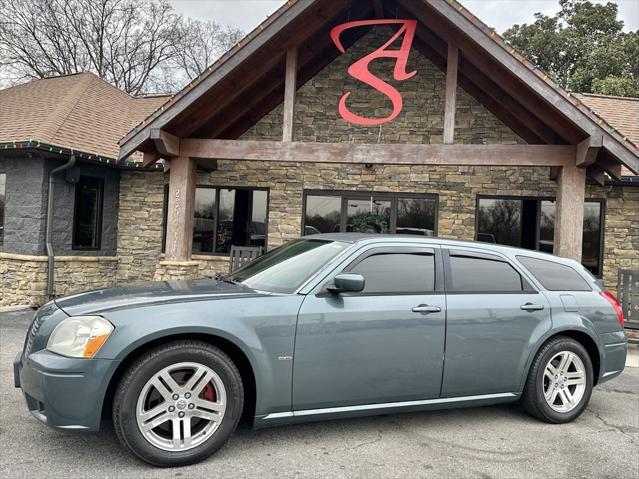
[54, 278, 265, 316]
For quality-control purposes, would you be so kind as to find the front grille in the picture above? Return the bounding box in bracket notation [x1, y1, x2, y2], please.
[23, 303, 57, 357]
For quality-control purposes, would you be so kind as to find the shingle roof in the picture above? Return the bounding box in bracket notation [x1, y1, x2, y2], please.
[574, 93, 638, 145]
[0, 72, 170, 160]
[575, 93, 638, 177]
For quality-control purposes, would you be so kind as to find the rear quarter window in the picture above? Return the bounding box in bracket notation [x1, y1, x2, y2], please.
[516, 256, 591, 291]
[448, 254, 524, 292]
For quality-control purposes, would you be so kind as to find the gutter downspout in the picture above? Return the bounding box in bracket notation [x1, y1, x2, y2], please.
[46, 156, 76, 299]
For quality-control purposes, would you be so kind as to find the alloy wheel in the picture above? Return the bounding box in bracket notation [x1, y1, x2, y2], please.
[135, 362, 227, 451]
[542, 351, 586, 413]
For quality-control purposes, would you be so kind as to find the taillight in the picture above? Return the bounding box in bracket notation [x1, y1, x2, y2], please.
[601, 291, 624, 327]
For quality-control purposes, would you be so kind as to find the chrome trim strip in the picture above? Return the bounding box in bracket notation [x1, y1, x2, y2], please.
[262, 393, 517, 420]
[604, 342, 627, 348]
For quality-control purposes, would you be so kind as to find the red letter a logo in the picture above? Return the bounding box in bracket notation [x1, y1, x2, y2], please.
[330, 19, 417, 126]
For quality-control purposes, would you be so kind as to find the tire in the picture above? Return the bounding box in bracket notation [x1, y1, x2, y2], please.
[521, 336, 593, 424]
[113, 340, 244, 467]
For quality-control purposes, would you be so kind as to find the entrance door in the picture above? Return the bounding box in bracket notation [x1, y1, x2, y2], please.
[293, 245, 446, 410]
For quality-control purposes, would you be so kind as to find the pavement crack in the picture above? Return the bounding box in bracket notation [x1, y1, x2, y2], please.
[349, 429, 383, 450]
[586, 407, 637, 442]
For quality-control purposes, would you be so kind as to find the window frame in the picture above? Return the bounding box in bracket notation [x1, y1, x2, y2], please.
[443, 248, 538, 295]
[474, 194, 606, 278]
[162, 185, 270, 257]
[337, 246, 444, 296]
[72, 175, 104, 251]
[302, 190, 439, 236]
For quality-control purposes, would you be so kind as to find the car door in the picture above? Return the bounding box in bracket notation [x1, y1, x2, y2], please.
[293, 244, 446, 411]
[440, 248, 552, 397]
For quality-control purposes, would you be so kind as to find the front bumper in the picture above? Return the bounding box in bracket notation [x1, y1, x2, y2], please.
[14, 349, 118, 432]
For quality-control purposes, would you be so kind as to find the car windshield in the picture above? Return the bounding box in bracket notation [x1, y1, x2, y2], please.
[227, 239, 351, 293]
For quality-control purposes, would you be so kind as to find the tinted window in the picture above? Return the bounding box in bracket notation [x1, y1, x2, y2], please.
[73, 176, 103, 249]
[396, 197, 437, 236]
[304, 195, 341, 235]
[477, 198, 522, 247]
[517, 256, 591, 291]
[193, 188, 216, 253]
[449, 255, 523, 292]
[346, 198, 391, 234]
[349, 253, 435, 294]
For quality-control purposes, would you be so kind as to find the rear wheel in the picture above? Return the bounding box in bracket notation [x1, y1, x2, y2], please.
[521, 336, 593, 423]
[113, 341, 243, 467]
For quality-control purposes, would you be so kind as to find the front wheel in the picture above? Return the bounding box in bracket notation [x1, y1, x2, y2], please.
[112, 341, 244, 467]
[521, 336, 593, 423]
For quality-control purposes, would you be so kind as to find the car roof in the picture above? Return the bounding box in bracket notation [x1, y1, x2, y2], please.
[302, 233, 581, 268]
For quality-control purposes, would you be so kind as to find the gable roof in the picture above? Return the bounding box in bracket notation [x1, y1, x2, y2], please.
[117, 0, 638, 178]
[0, 72, 169, 162]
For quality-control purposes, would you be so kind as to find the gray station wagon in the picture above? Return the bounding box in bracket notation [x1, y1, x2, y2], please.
[14, 234, 627, 466]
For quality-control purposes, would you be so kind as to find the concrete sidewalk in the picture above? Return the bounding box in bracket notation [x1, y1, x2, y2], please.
[1, 309, 638, 479]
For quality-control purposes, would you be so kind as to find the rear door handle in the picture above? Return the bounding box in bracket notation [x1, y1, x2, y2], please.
[520, 303, 545, 312]
[412, 305, 442, 314]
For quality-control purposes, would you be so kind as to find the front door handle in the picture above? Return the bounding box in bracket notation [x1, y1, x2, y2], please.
[520, 303, 545, 312]
[412, 304, 442, 314]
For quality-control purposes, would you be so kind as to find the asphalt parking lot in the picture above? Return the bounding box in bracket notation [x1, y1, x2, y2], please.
[1, 309, 638, 479]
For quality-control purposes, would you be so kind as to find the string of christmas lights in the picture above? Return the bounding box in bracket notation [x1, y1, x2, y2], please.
[0, 140, 163, 170]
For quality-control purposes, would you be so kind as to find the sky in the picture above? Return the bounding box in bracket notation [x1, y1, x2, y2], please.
[169, 0, 639, 34]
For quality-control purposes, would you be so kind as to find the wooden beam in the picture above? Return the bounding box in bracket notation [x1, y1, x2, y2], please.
[588, 165, 607, 186]
[443, 44, 458, 144]
[151, 129, 180, 157]
[282, 47, 298, 142]
[374, 0, 385, 17]
[576, 135, 603, 167]
[553, 164, 586, 261]
[180, 139, 576, 166]
[142, 151, 161, 168]
[597, 155, 623, 180]
[164, 156, 196, 261]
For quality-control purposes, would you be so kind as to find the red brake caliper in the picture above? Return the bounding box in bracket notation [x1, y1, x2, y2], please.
[200, 383, 217, 402]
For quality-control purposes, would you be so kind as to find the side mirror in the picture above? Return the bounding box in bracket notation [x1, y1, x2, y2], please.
[327, 273, 365, 294]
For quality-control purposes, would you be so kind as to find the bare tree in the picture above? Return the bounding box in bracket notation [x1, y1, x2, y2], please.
[0, 0, 243, 94]
[153, 18, 243, 93]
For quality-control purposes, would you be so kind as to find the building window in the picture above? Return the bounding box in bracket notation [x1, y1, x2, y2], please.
[165, 186, 268, 255]
[0, 173, 5, 245]
[72, 176, 104, 250]
[303, 191, 438, 236]
[476, 196, 604, 277]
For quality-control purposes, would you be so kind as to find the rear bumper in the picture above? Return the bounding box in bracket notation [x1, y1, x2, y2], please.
[14, 349, 118, 432]
[598, 331, 627, 384]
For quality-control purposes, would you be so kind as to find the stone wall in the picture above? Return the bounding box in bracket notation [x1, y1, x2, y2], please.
[0, 253, 118, 307]
[588, 184, 639, 289]
[50, 160, 121, 256]
[0, 155, 48, 255]
[113, 159, 638, 294]
[116, 171, 166, 284]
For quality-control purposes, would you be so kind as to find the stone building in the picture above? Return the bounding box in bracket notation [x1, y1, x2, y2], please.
[0, 72, 168, 306]
[1, 0, 638, 328]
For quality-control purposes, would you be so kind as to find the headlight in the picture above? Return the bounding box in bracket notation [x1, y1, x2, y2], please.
[47, 316, 114, 358]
